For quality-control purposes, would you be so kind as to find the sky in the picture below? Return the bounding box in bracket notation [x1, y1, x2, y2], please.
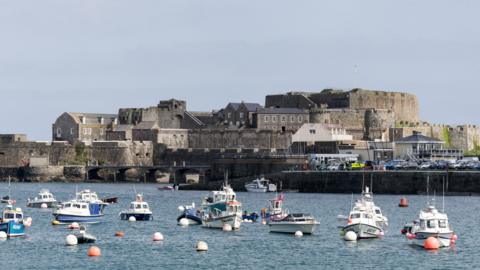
[1, 0, 479, 140]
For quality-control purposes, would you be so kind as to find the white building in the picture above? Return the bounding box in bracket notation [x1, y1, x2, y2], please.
[292, 123, 353, 143]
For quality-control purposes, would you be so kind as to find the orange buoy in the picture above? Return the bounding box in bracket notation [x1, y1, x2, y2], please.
[114, 231, 125, 237]
[399, 198, 409, 208]
[424, 237, 440, 250]
[87, 246, 102, 257]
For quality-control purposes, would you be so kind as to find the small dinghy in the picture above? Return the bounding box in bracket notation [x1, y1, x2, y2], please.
[177, 203, 202, 225]
[242, 211, 259, 222]
[101, 197, 118, 204]
[74, 225, 96, 244]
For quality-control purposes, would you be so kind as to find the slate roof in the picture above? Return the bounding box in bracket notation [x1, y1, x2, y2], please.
[395, 132, 443, 144]
[256, 108, 308, 114]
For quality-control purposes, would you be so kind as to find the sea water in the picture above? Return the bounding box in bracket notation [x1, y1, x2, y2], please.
[0, 183, 479, 270]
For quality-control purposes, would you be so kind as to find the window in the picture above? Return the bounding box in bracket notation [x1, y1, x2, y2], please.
[298, 116, 303, 122]
[239, 112, 244, 119]
[272, 116, 277, 123]
[227, 112, 232, 119]
[56, 128, 62, 137]
[309, 129, 316, 134]
[281, 116, 286, 122]
[427, 220, 437, 228]
[264, 116, 270, 123]
[439, 220, 447, 228]
[100, 129, 104, 135]
[290, 116, 295, 122]
[70, 128, 74, 135]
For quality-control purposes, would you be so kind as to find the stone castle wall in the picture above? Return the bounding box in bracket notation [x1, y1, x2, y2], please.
[310, 108, 395, 140]
[390, 124, 480, 151]
[188, 129, 292, 149]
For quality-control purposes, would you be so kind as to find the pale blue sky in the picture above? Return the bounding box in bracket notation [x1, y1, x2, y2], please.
[1, 0, 479, 140]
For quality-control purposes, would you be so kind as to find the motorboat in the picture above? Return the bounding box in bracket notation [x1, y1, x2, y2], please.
[245, 178, 277, 193]
[177, 203, 202, 225]
[268, 213, 319, 234]
[119, 194, 153, 221]
[1, 196, 11, 204]
[407, 204, 455, 248]
[74, 225, 97, 244]
[261, 193, 287, 220]
[0, 204, 26, 237]
[52, 189, 107, 224]
[242, 211, 259, 222]
[27, 189, 57, 208]
[200, 184, 242, 230]
[342, 186, 386, 239]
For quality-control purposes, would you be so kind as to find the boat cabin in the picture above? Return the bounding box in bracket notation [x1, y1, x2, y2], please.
[2, 205, 23, 222]
[130, 201, 150, 210]
[35, 190, 54, 201]
[349, 211, 374, 221]
[76, 190, 100, 202]
[283, 213, 314, 222]
[418, 206, 450, 231]
[62, 201, 89, 210]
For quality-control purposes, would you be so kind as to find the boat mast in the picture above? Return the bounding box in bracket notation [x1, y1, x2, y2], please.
[442, 176, 445, 212]
[426, 176, 429, 206]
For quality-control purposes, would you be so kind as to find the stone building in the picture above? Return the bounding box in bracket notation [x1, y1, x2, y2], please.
[266, 88, 419, 124]
[253, 108, 309, 132]
[0, 134, 27, 144]
[131, 121, 188, 148]
[52, 112, 118, 144]
[118, 99, 186, 129]
[106, 124, 133, 141]
[218, 102, 263, 128]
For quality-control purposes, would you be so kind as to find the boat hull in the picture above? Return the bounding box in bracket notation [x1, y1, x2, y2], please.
[245, 186, 268, 193]
[268, 222, 317, 234]
[75, 233, 97, 244]
[202, 214, 242, 230]
[27, 201, 57, 208]
[120, 213, 153, 221]
[412, 232, 453, 248]
[177, 213, 202, 225]
[53, 214, 104, 224]
[343, 223, 384, 239]
[0, 220, 25, 237]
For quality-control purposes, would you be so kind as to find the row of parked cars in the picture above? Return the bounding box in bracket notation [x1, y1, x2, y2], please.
[313, 158, 480, 171]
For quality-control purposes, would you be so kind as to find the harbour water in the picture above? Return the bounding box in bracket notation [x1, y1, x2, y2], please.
[1, 183, 479, 270]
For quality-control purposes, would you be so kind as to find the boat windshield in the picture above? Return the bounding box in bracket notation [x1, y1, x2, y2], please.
[15, 214, 22, 219]
[427, 220, 437, 229]
[4, 213, 14, 219]
[350, 213, 361, 219]
[375, 209, 381, 215]
[143, 203, 149, 209]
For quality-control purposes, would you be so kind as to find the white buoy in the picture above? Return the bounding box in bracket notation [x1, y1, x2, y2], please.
[0, 231, 7, 239]
[222, 224, 232, 232]
[41, 203, 48, 209]
[152, 232, 164, 241]
[196, 241, 208, 252]
[295, 231, 303, 237]
[261, 220, 267, 225]
[24, 217, 33, 228]
[68, 222, 80, 230]
[66, 234, 78, 246]
[344, 231, 358, 242]
[129, 216, 136, 222]
[179, 218, 190, 227]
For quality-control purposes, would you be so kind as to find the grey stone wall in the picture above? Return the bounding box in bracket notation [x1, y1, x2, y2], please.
[187, 129, 293, 149]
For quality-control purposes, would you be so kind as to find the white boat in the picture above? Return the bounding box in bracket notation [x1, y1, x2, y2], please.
[52, 189, 107, 224]
[266, 194, 319, 234]
[200, 184, 242, 230]
[27, 189, 57, 208]
[269, 213, 319, 234]
[408, 204, 455, 248]
[119, 194, 153, 221]
[245, 178, 277, 193]
[342, 186, 386, 239]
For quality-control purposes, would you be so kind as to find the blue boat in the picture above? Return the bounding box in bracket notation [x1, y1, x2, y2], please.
[0, 204, 26, 237]
[177, 203, 202, 225]
[52, 190, 107, 224]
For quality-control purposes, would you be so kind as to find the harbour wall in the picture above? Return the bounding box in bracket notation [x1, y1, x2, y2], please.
[181, 170, 480, 195]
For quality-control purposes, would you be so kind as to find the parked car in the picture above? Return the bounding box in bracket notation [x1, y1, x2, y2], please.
[419, 162, 435, 170]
